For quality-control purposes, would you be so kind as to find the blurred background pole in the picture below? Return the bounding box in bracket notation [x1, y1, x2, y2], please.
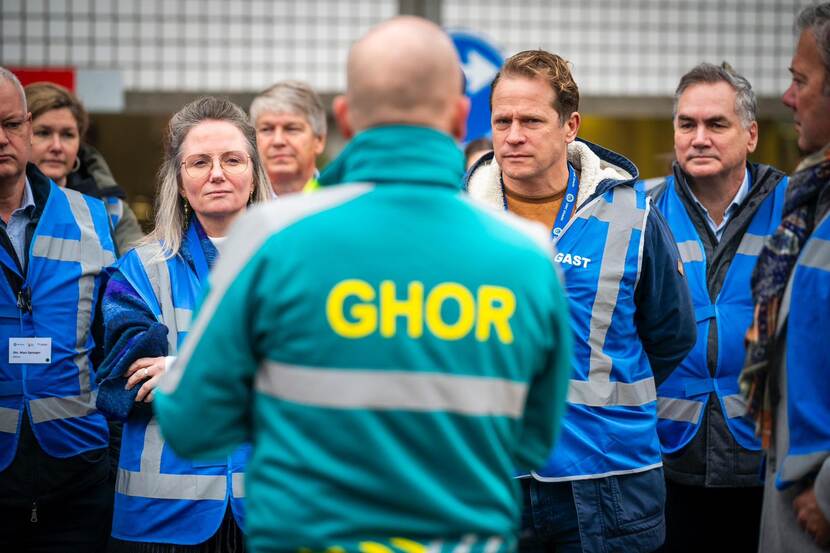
[398, 0, 442, 23]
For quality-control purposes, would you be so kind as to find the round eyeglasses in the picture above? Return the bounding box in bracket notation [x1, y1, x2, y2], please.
[181, 151, 250, 179]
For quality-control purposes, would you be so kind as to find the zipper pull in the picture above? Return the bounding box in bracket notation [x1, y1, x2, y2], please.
[30, 501, 38, 523]
[16, 288, 31, 313]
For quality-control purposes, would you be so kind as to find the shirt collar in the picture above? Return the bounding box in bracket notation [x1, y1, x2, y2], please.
[690, 167, 751, 240]
[724, 167, 751, 218]
[18, 177, 36, 215]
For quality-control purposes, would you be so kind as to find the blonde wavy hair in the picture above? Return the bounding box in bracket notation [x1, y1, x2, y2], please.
[145, 96, 272, 259]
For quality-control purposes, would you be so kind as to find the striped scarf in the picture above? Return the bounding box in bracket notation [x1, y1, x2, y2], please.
[741, 145, 830, 448]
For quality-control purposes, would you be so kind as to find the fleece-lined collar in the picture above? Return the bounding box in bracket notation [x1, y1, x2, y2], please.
[465, 138, 638, 211]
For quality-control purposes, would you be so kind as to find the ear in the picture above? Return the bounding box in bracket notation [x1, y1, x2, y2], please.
[450, 96, 471, 142]
[313, 134, 326, 156]
[746, 121, 759, 154]
[564, 111, 581, 144]
[333, 95, 354, 140]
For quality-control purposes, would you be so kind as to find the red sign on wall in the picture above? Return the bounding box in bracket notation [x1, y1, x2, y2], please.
[10, 67, 76, 91]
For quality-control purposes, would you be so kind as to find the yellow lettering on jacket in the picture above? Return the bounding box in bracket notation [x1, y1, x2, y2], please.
[476, 285, 516, 344]
[325, 279, 516, 343]
[326, 279, 377, 338]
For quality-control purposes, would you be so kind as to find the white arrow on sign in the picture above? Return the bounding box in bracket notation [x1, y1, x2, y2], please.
[461, 50, 500, 95]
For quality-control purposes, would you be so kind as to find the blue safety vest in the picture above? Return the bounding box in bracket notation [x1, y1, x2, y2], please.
[112, 228, 248, 544]
[533, 184, 661, 479]
[654, 176, 787, 454]
[775, 209, 830, 489]
[0, 182, 115, 470]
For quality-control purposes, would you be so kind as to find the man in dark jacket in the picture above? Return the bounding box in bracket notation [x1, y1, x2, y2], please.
[644, 63, 788, 553]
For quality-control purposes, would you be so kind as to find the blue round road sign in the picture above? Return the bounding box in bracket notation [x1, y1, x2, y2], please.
[449, 31, 503, 142]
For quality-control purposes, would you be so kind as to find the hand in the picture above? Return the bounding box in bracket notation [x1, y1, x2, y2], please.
[793, 486, 830, 546]
[124, 357, 167, 403]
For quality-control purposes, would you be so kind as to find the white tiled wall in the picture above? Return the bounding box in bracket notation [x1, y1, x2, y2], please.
[444, 0, 813, 97]
[0, 0, 815, 96]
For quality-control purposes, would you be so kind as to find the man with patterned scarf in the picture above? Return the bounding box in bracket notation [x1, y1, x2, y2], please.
[740, 3, 830, 551]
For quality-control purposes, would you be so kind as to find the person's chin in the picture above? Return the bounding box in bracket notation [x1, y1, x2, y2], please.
[199, 203, 246, 217]
[0, 160, 22, 179]
[43, 169, 66, 182]
[685, 158, 720, 175]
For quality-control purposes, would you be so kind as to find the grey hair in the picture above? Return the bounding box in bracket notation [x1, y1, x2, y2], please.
[249, 80, 327, 137]
[145, 96, 272, 260]
[795, 2, 830, 94]
[673, 62, 757, 128]
[0, 67, 27, 112]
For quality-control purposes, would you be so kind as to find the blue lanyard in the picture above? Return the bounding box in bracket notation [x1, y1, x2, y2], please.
[501, 163, 579, 239]
[185, 222, 210, 284]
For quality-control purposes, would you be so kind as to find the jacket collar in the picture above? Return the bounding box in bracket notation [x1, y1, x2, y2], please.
[319, 125, 465, 191]
[795, 142, 830, 174]
[25, 163, 54, 223]
[465, 137, 638, 211]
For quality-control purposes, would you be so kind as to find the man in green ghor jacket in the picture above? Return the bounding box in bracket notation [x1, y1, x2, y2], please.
[155, 16, 572, 553]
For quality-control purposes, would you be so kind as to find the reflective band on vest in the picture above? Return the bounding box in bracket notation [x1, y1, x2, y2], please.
[723, 393, 748, 418]
[735, 233, 767, 257]
[676, 240, 704, 263]
[29, 190, 114, 423]
[30, 391, 99, 423]
[134, 244, 178, 353]
[232, 472, 245, 498]
[658, 396, 703, 424]
[565, 189, 655, 408]
[116, 468, 227, 500]
[0, 406, 20, 433]
[174, 308, 192, 333]
[799, 237, 830, 269]
[106, 197, 124, 227]
[256, 360, 529, 418]
[116, 419, 227, 500]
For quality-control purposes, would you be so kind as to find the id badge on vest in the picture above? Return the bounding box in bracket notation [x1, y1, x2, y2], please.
[9, 337, 52, 363]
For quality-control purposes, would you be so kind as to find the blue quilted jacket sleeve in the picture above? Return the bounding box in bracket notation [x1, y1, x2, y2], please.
[95, 269, 169, 421]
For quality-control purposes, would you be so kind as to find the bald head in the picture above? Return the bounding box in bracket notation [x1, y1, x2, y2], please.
[338, 16, 468, 136]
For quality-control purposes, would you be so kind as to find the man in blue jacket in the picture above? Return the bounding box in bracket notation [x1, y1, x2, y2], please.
[642, 63, 788, 553]
[466, 50, 696, 553]
[0, 67, 116, 552]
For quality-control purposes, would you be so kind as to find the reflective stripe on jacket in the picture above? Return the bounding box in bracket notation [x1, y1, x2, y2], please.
[0, 181, 114, 470]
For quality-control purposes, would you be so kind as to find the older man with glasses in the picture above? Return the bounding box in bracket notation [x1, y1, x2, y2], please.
[0, 66, 117, 553]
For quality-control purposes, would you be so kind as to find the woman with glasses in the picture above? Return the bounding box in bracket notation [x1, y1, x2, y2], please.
[95, 96, 271, 552]
[24, 82, 144, 253]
